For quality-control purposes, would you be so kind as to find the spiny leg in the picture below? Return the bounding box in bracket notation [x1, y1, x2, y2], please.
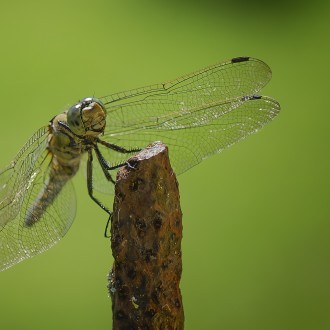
[96, 138, 141, 154]
[93, 144, 116, 183]
[88, 149, 113, 238]
[95, 142, 140, 171]
[91, 142, 141, 237]
[87, 149, 111, 215]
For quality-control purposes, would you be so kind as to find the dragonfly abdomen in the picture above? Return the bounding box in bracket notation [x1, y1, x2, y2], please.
[24, 162, 79, 227]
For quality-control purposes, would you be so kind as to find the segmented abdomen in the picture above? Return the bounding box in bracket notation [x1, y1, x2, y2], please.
[24, 162, 79, 227]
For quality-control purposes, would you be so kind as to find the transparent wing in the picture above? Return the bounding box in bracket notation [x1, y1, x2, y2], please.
[100, 57, 271, 108]
[94, 57, 279, 178]
[98, 96, 280, 176]
[0, 128, 76, 271]
[0, 127, 49, 225]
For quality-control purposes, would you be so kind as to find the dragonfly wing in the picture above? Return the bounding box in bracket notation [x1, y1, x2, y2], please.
[101, 57, 272, 134]
[0, 127, 49, 225]
[96, 57, 279, 174]
[99, 96, 280, 175]
[100, 57, 271, 108]
[79, 57, 278, 194]
[0, 128, 77, 271]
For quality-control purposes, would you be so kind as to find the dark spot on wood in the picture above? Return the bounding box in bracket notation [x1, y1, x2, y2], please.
[135, 218, 147, 234]
[153, 212, 162, 230]
[175, 218, 181, 227]
[162, 260, 170, 269]
[132, 277, 148, 307]
[111, 232, 121, 249]
[143, 248, 155, 262]
[150, 165, 159, 182]
[113, 274, 123, 287]
[115, 310, 128, 320]
[118, 285, 129, 300]
[156, 282, 163, 293]
[129, 178, 144, 191]
[135, 294, 148, 310]
[127, 268, 136, 279]
[151, 290, 159, 304]
[174, 298, 181, 309]
[117, 191, 125, 202]
[153, 240, 160, 254]
[144, 309, 156, 318]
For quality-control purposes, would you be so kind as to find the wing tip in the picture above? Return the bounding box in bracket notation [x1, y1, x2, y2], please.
[241, 94, 281, 112]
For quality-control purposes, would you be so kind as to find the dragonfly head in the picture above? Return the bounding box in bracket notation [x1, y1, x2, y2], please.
[67, 97, 106, 136]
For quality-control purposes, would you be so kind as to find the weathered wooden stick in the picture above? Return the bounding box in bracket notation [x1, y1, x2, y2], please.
[109, 142, 184, 330]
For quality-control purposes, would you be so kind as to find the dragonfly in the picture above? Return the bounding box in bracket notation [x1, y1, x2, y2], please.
[0, 56, 280, 272]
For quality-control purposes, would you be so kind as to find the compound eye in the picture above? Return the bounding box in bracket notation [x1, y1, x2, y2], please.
[67, 102, 85, 135]
[67, 97, 106, 136]
[82, 97, 93, 106]
[80, 98, 106, 135]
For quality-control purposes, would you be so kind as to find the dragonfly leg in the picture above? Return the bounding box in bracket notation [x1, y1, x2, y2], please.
[95, 141, 140, 171]
[93, 144, 116, 183]
[97, 138, 141, 154]
[91, 146, 135, 237]
[104, 214, 112, 238]
[105, 161, 133, 170]
[87, 149, 111, 214]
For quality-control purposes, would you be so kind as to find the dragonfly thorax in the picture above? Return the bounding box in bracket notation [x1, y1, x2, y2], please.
[67, 97, 106, 136]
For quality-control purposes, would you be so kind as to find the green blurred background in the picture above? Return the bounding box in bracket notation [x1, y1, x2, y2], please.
[0, 1, 329, 329]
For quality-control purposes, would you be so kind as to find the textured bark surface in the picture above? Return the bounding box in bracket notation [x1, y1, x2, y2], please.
[109, 142, 184, 330]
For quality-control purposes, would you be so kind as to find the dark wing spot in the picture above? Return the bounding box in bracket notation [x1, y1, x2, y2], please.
[231, 56, 250, 63]
[251, 95, 262, 100]
[241, 95, 262, 101]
